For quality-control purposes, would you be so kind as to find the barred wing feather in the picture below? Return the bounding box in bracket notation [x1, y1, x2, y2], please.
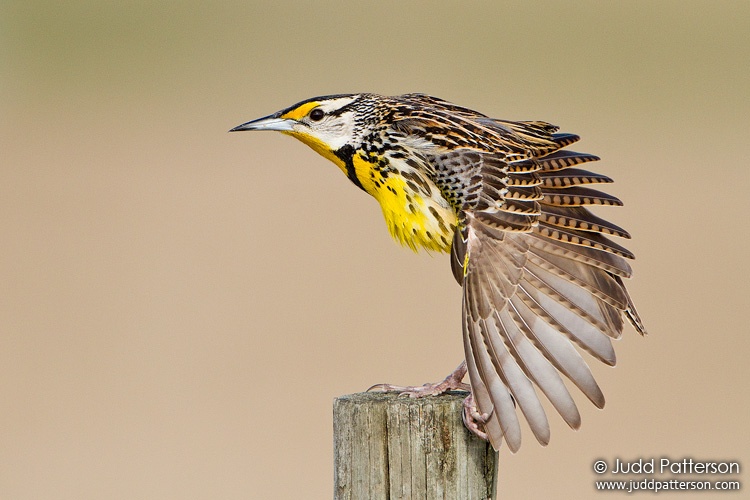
[444, 136, 645, 452]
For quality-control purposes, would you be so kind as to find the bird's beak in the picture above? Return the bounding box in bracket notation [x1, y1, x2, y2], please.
[229, 113, 295, 133]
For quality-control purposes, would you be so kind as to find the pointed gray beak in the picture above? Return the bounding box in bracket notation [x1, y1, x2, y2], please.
[229, 114, 296, 132]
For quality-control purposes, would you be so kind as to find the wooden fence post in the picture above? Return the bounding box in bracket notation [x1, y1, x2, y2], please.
[334, 391, 498, 499]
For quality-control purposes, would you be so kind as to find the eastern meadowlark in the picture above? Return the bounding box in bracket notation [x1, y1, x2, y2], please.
[231, 93, 646, 452]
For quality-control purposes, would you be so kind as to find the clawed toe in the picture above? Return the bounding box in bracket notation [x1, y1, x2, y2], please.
[462, 393, 490, 441]
[366, 361, 470, 398]
[367, 382, 457, 398]
[369, 367, 490, 443]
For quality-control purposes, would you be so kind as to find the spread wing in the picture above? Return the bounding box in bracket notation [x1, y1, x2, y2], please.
[436, 135, 646, 452]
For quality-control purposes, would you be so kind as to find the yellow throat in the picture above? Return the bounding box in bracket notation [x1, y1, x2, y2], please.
[288, 132, 458, 253]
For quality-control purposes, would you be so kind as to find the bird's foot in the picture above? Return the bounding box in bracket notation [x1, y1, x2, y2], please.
[462, 393, 490, 441]
[367, 361, 490, 442]
[367, 361, 469, 398]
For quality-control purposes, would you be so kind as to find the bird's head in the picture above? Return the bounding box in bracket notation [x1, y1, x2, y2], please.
[230, 94, 380, 167]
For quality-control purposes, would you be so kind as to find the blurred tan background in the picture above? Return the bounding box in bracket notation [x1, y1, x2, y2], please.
[2, 1, 749, 498]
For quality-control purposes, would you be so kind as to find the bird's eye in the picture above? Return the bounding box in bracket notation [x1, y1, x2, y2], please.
[309, 108, 325, 121]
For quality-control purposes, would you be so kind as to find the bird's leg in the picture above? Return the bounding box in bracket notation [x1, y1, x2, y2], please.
[462, 392, 490, 441]
[367, 361, 470, 397]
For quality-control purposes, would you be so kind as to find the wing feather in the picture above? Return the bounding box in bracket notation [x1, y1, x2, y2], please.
[417, 100, 644, 451]
[464, 304, 520, 451]
[498, 307, 581, 430]
[509, 293, 605, 407]
[480, 315, 551, 446]
[540, 205, 631, 238]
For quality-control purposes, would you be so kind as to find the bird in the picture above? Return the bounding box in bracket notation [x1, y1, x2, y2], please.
[230, 93, 646, 452]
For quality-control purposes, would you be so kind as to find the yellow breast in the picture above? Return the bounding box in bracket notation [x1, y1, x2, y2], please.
[351, 154, 457, 252]
[288, 132, 457, 252]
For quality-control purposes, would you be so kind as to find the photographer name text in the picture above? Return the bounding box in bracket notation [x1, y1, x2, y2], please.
[595, 458, 740, 475]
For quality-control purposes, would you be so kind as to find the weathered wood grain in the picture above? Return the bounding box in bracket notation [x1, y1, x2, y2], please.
[334, 391, 497, 499]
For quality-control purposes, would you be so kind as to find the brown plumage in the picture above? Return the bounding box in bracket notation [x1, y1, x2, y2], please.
[231, 93, 647, 452]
